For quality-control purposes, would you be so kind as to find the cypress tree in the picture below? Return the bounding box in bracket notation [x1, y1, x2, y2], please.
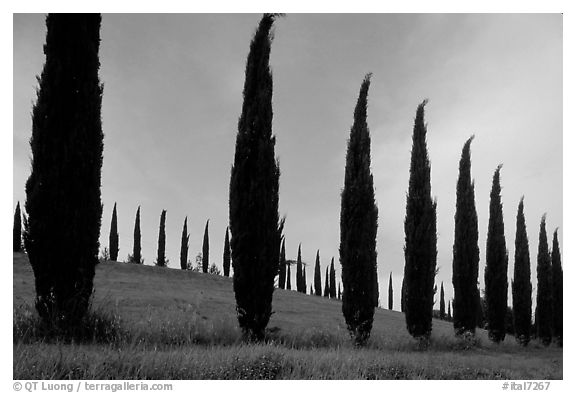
[550, 229, 562, 346]
[296, 244, 303, 293]
[535, 216, 552, 345]
[109, 202, 119, 261]
[452, 136, 480, 335]
[314, 250, 322, 296]
[324, 266, 330, 297]
[24, 14, 103, 325]
[229, 14, 284, 341]
[447, 301, 452, 320]
[512, 198, 532, 345]
[286, 264, 291, 290]
[278, 238, 286, 288]
[403, 100, 437, 340]
[132, 206, 142, 264]
[223, 227, 231, 277]
[202, 219, 209, 273]
[338, 282, 342, 300]
[22, 213, 29, 252]
[180, 217, 190, 270]
[388, 273, 393, 310]
[401, 276, 406, 313]
[329, 257, 337, 299]
[302, 266, 307, 293]
[340, 74, 379, 345]
[13, 201, 22, 252]
[439, 282, 445, 320]
[309, 284, 313, 295]
[484, 165, 508, 343]
[156, 210, 167, 267]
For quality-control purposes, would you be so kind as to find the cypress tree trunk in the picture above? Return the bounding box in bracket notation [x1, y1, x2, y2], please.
[324, 266, 330, 297]
[202, 219, 209, 273]
[452, 136, 479, 335]
[109, 203, 119, 261]
[223, 227, 231, 277]
[229, 14, 284, 341]
[286, 264, 291, 290]
[388, 273, 393, 310]
[24, 14, 103, 326]
[278, 238, 286, 288]
[512, 198, 532, 345]
[403, 100, 437, 340]
[329, 257, 337, 299]
[156, 210, 167, 267]
[296, 244, 303, 293]
[550, 229, 562, 346]
[180, 217, 189, 270]
[314, 250, 322, 296]
[535, 216, 552, 345]
[13, 201, 22, 252]
[133, 206, 142, 264]
[340, 74, 379, 346]
[484, 165, 508, 343]
[440, 282, 445, 320]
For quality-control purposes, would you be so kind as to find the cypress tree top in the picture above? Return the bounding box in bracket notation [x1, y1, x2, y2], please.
[314, 250, 322, 296]
[180, 217, 190, 270]
[109, 202, 119, 261]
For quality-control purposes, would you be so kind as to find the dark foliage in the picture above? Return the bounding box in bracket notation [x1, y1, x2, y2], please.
[447, 301, 452, 320]
[24, 14, 103, 326]
[302, 266, 307, 292]
[14, 201, 22, 252]
[229, 14, 284, 341]
[403, 100, 437, 339]
[340, 74, 379, 345]
[132, 207, 142, 264]
[278, 238, 286, 288]
[223, 227, 231, 277]
[401, 276, 406, 313]
[202, 219, 209, 273]
[550, 228, 562, 346]
[109, 203, 119, 261]
[296, 244, 304, 293]
[286, 264, 291, 290]
[388, 273, 393, 310]
[338, 282, 342, 300]
[512, 198, 532, 346]
[324, 266, 330, 297]
[314, 250, 322, 296]
[156, 210, 167, 267]
[329, 257, 337, 299]
[180, 217, 190, 271]
[535, 216, 551, 345]
[439, 282, 445, 320]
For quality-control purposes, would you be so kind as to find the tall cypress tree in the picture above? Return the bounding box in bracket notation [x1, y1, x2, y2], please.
[314, 250, 322, 296]
[13, 202, 22, 252]
[484, 165, 508, 343]
[278, 238, 286, 288]
[338, 282, 342, 300]
[133, 206, 142, 264]
[180, 217, 189, 270]
[286, 263, 291, 290]
[109, 203, 119, 261]
[324, 266, 330, 297]
[340, 74, 379, 345]
[512, 198, 531, 345]
[452, 136, 479, 335]
[156, 210, 167, 267]
[440, 282, 446, 320]
[229, 14, 284, 341]
[535, 216, 551, 345]
[223, 227, 231, 277]
[550, 229, 562, 346]
[202, 219, 209, 273]
[401, 276, 406, 313]
[447, 301, 451, 320]
[329, 257, 337, 299]
[403, 100, 437, 340]
[24, 14, 103, 325]
[302, 266, 307, 293]
[388, 273, 393, 310]
[296, 244, 303, 293]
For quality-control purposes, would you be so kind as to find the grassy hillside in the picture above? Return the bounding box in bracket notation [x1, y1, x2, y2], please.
[13, 252, 562, 379]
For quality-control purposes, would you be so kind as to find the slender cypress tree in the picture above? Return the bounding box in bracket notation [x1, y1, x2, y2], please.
[452, 136, 479, 335]
[22, 213, 29, 252]
[302, 266, 307, 293]
[133, 206, 142, 264]
[109, 203, 119, 261]
[24, 14, 103, 325]
[309, 284, 313, 295]
[535, 216, 552, 345]
[229, 14, 284, 341]
[403, 100, 437, 340]
[401, 276, 406, 313]
[329, 257, 337, 299]
[388, 273, 393, 310]
[550, 229, 563, 346]
[447, 301, 451, 320]
[202, 219, 209, 273]
[296, 244, 303, 293]
[13, 202, 22, 252]
[278, 238, 286, 288]
[338, 282, 342, 300]
[314, 250, 322, 296]
[223, 227, 231, 277]
[440, 282, 446, 320]
[484, 165, 508, 343]
[340, 74, 379, 345]
[512, 198, 531, 345]
[180, 217, 190, 270]
[286, 264, 291, 290]
[156, 210, 167, 267]
[324, 266, 330, 297]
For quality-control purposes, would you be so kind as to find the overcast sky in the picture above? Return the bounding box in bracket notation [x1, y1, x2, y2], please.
[13, 13, 562, 309]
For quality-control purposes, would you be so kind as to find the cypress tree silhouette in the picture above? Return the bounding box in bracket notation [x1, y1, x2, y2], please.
[278, 238, 286, 288]
[452, 136, 479, 335]
[550, 229, 562, 346]
[340, 74, 379, 345]
[338, 282, 342, 300]
[109, 203, 119, 261]
[401, 276, 406, 313]
[388, 273, 393, 310]
[22, 213, 29, 252]
[535, 215, 551, 345]
[302, 266, 307, 293]
[484, 165, 508, 343]
[24, 14, 103, 326]
[440, 282, 446, 320]
[202, 219, 209, 273]
[286, 264, 292, 290]
[309, 284, 313, 295]
[156, 210, 167, 267]
[403, 100, 437, 340]
[512, 198, 532, 345]
[324, 266, 330, 297]
[447, 301, 452, 320]
[296, 244, 304, 293]
[13, 202, 22, 252]
[329, 257, 337, 299]
[180, 217, 190, 270]
[132, 206, 142, 264]
[314, 250, 322, 296]
[229, 14, 284, 341]
[223, 227, 231, 277]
